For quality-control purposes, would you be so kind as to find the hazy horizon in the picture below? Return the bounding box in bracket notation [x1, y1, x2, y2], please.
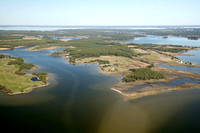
[0, 0, 200, 25]
[0, 25, 200, 26]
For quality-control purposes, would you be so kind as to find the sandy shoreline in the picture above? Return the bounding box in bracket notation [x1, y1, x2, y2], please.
[25, 46, 64, 51]
[0, 46, 28, 50]
[111, 82, 200, 100]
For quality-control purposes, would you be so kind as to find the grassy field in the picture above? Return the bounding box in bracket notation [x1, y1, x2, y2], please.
[0, 58, 44, 94]
[76, 56, 148, 75]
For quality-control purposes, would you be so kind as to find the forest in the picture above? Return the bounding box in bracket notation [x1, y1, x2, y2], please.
[62, 38, 137, 63]
[122, 68, 165, 82]
[88, 59, 110, 64]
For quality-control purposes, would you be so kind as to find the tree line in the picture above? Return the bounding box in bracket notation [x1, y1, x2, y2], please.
[7, 57, 35, 75]
[122, 68, 165, 82]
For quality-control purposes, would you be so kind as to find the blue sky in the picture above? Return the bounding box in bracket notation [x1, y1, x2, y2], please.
[0, 0, 200, 25]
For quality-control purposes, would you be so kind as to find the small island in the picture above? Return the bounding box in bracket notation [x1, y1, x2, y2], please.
[0, 54, 48, 95]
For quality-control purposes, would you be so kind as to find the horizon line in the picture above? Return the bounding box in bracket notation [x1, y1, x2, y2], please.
[0, 25, 200, 27]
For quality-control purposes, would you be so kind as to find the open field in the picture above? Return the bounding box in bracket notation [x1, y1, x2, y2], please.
[0, 58, 45, 94]
[75, 55, 148, 75]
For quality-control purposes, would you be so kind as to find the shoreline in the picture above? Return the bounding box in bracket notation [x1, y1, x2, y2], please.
[8, 83, 49, 96]
[111, 67, 200, 100]
[0, 58, 50, 96]
[69, 54, 200, 100]
[111, 81, 200, 100]
[5, 74, 50, 96]
[0, 46, 28, 50]
[2, 43, 199, 98]
[25, 46, 64, 51]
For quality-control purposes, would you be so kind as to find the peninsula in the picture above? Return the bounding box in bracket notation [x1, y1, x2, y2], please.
[0, 54, 48, 95]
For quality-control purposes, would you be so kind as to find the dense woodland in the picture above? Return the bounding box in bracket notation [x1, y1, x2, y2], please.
[61, 38, 137, 63]
[122, 68, 165, 82]
[88, 59, 110, 64]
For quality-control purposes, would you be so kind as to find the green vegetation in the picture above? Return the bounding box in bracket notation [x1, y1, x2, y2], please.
[89, 59, 110, 64]
[0, 39, 69, 49]
[33, 72, 48, 84]
[0, 54, 11, 58]
[122, 68, 165, 82]
[128, 43, 188, 53]
[0, 84, 8, 92]
[7, 57, 35, 75]
[0, 57, 45, 94]
[0, 35, 24, 40]
[63, 38, 137, 62]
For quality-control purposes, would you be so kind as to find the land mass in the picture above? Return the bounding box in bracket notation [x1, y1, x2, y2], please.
[0, 54, 48, 95]
[0, 29, 200, 99]
[51, 38, 200, 100]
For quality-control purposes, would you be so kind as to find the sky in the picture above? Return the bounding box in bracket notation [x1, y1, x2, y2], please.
[0, 0, 200, 25]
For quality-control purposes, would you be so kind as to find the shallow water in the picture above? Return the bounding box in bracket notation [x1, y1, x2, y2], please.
[0, 37, 200, 133]
[158, 64, 200, 74]
[124, 78, 199, 93]
[155, 78, 199, 86]
[52, 36, 88, 40]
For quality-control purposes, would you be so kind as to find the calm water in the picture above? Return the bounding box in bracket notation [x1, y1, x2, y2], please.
[124, 35, 200, 47]
[124, 78, 199, 93]
[1, 35, 200, 133]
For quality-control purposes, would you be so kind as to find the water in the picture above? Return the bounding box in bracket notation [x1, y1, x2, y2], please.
[158, 64, 200, 74]
[0, 47, 122, 133]
[155, 78, 199, 86]
[31, 77, 39, 81]
[124, 35, 200, 47]
[1, 35, 200, 132]
[124, 78, 199, 93]
[176, 48, 200, 65]
[123, 84, 151, 93]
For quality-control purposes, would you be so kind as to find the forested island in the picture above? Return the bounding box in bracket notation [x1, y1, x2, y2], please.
[0, 29, 200, 98]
